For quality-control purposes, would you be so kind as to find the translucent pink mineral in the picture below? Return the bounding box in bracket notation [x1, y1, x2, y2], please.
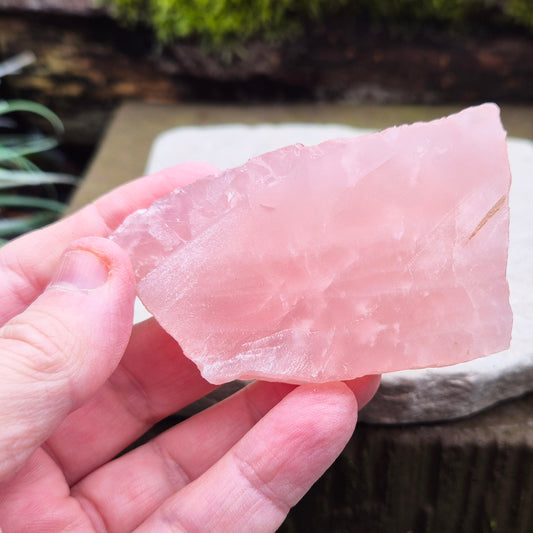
[112, 104, 513, 385]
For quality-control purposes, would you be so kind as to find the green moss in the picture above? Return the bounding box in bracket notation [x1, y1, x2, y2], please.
[102, 0, 349, 45]
[102, 0, 533, 45]
[355, 0, 533, 30]
[507, 0, 533, 30]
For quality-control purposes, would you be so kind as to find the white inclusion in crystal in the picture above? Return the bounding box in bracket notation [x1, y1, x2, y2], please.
[355, 319, 387, 347]
[393, 219, 405, 240]
[225, 189, 241, 207]
[355, 301, 373, 317]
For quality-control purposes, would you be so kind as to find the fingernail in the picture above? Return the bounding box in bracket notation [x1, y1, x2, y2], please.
[51, 249, 109, 291]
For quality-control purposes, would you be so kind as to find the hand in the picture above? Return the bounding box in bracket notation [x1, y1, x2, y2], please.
[0, 163, 380, 532]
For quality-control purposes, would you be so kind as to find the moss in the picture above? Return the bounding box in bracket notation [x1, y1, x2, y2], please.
[102, 0, 533, 45]
[102, 0, 349, 45]
[507, 0, 533, 30]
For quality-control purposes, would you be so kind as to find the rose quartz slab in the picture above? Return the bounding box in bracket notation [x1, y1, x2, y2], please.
[113, 104, 512, 385]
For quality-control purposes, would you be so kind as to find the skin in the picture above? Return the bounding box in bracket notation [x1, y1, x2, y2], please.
[0, 162, 380, 532]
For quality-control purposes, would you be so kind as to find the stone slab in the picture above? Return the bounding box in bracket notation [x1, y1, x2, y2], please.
[132, 121, 532, 424]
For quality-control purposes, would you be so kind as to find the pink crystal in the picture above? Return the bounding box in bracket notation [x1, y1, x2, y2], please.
[113, 104, 512, 385]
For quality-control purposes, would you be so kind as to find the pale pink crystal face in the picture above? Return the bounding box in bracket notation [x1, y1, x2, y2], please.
[113, 104, 512, 385]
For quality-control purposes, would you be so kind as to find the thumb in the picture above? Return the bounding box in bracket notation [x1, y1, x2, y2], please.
[0, 237, 135, 482]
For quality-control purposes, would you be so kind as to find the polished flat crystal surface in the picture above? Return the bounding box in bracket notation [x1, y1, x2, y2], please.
[114, 104, 512, 386]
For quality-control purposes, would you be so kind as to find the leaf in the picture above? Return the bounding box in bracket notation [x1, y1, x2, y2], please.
[0, 194, 67, 213]
[0, 134, 59, 159]
[0, 169, 77, 189]
[0, 211, 58, 237]
[0, 100, 64, 136]
[0, 145, 40, 172]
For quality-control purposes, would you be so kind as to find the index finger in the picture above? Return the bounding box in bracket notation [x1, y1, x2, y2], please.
[0, 162, 219, 324]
